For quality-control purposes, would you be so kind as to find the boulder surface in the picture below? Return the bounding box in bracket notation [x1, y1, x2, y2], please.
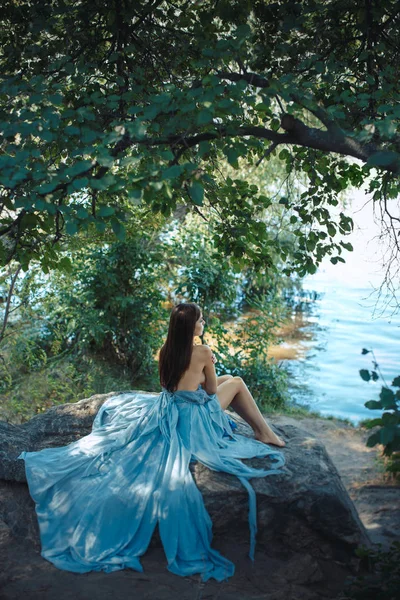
[0, 391, 373, 599]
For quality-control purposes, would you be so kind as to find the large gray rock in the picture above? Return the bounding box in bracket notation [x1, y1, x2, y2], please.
[0, 390, 123, 482]
[0, 391, 372, 598]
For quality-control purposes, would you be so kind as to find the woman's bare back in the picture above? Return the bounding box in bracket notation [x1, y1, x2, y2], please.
[174, 345, 207, 391]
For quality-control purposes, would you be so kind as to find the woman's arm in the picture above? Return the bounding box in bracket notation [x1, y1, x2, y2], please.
[199, 353, 232, 390]
[201, 346, 218, 395]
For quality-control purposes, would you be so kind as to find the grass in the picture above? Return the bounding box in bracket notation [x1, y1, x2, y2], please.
[0, 354, 154, 424]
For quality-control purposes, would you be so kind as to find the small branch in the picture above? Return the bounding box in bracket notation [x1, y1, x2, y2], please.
[255, 142, 279, 167]
[275, 95, 285, 113]
[0, 264, 22, 345]
[192, 205, 208, 221]
[288, 93, 340, 133]
[183, 183, 208, 221]
[216, 71, 270, 89]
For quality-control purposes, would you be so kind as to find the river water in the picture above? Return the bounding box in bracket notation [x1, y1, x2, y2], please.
[282, 187, 400, 425]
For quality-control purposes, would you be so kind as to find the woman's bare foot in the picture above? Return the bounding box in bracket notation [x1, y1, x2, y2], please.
[254, 431, 286, 448]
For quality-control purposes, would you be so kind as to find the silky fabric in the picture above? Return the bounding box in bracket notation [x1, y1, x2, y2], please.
[18, 385, 286, 582]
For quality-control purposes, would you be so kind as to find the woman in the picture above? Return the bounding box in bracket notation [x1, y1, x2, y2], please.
[159, 302, 286, 447]
[18, 302, 287, 583]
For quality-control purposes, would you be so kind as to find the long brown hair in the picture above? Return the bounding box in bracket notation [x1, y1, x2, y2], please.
[159, 302, 201, 392]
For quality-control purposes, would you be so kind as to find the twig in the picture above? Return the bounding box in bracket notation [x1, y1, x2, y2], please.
[0, 264, 22, 345]
[255, 142, 279, 167]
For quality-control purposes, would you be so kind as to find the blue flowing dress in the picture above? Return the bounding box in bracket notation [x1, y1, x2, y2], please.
[17, 384, 286, 582]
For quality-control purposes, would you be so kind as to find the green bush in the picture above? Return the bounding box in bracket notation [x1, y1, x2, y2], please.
[340, 541, 400, 600]
[44, 238, 167, 384]
[207, 294, 290, 410]
[1, 212, 298, 421]
[359, 348, 400, 480]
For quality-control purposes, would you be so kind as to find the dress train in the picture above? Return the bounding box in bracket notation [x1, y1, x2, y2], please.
[18, 385, 286, 582]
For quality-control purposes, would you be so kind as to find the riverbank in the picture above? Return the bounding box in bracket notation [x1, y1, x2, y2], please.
[265, 295, 400, 551]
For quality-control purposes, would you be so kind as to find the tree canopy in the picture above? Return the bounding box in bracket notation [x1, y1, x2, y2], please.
[1, 0, 399, 284]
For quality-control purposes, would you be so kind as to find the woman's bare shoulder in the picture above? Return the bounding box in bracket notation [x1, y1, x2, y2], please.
[192, 344, 212, 357]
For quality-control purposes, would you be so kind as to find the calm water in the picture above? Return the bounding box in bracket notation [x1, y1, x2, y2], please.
[285, 188, 400, 425]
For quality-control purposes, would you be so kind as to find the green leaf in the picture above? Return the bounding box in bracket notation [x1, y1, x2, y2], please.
[96, 154, 114, 168]
[98, 205, 115, 217]
[367, 151, 399, 168]
[161, 165, 184, 180]
[196, 109, 213, 125]
[327, 223, 336, 237]
[76, 207, 89, 219]
[58, 256, 73, 273]
[380, 387, 395, 403]
[69, 177, 89, 192]
[90, 174, 115, 190]
[65, 220, 78, 235]
[128, 188, 143, 203]
[340, 241, 353, 251]
[111, 219, 126, 241]
[381, 412, 399, 426]
[64, 125, 80, 135]
[48, 93, 64, 106]
[392, 376, 400, 387]
[307, 263, 317, 274]
[360, 369, 371, 382]
[379, 387, 397, 409]
[149, 181, 163, 191]
[366, 431, 381, 447]
[159, 150, 175, 161]
[95, 221, 106, 233]
[364, 400, 383, 410]
[235, 23, 252, 39]
[198, 141, 211, 157]
[37, 181, 59, 194]
[270, 118, 281, 131]
[226, 147, 239, 168]
[189, 181, 204, 205]
[380, 426, 396, 445]
[82, 128, 99, 143]
[66, 160, 93, 178]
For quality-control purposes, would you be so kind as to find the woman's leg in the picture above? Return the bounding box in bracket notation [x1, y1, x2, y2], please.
[216, 376, 286, 447]
[216, 374, 234, 386]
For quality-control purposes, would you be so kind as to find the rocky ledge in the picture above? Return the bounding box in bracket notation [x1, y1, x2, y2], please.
[0, 391, 373, 599]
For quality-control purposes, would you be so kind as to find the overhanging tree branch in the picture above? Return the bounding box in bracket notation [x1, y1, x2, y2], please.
[160, 120, 395, 173]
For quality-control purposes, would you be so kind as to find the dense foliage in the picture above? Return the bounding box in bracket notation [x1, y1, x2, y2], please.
[2, 0, 399, 423]
[1, 0, 399, 299]
[44, 238, 167, 376]
[0, 205, 298, 421]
